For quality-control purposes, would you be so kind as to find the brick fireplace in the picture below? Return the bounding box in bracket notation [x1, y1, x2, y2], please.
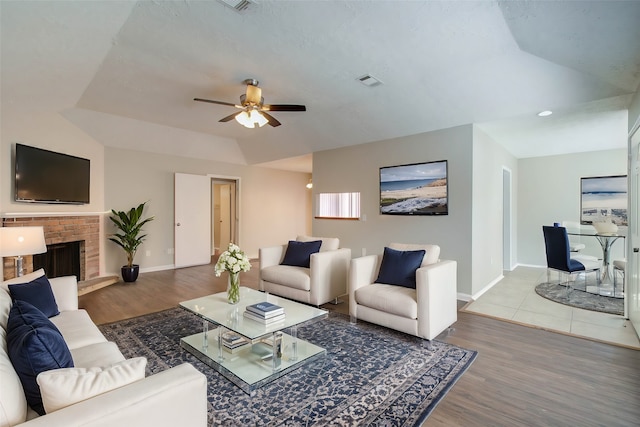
[2, 215, 100, 281]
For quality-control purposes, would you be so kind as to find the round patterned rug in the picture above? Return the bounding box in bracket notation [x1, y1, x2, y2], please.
[535, 282, 623, 315]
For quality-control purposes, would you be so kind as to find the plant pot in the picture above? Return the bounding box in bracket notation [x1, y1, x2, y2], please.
[121, 265, 140, 282]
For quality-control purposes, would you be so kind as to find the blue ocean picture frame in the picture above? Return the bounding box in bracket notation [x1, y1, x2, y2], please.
[580, 175, 628, 225]
[379, 160, 448, 216]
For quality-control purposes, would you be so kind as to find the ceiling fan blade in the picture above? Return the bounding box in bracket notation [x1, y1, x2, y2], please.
[260, 111, 281, 127]
[219, 112, 241, 123]
[194, 98, 241, 108]
[262, 104, 306, 112]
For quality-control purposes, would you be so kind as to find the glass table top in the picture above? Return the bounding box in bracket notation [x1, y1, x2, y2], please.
[180, 287, 327, 340]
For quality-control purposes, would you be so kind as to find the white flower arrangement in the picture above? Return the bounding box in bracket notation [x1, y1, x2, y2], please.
[215, 243, 251, 276]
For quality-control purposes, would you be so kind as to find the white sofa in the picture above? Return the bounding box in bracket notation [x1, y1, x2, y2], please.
[260, 235, 351, 306]
[1, 271, 207, 427]
[349, 243, 458, 341]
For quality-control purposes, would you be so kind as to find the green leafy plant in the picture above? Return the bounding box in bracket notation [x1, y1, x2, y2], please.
[108, 202, 155, 268]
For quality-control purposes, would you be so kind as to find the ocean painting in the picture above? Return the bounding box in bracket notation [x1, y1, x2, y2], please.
[580, 175, 627, 225]
[380, 160, 448, 215]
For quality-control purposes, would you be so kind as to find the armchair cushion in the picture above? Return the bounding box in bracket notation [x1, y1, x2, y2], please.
[261, 265, 311, 291]
[375, 247, 425, 289]
[354, 284, 418, 318]
[280, 240, 322, 268]
[9, 275, 59, 318]
[7, 300, 74, 415]
[37, 357, 147, 414]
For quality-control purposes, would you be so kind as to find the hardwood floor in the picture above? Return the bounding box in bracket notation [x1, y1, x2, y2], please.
[79, 262, 640, 427]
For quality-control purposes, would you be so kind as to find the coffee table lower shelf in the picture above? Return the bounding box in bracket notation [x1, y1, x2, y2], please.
[180, 328, 326, 395]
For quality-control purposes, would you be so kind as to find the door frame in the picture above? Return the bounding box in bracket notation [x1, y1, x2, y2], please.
[209, 174, 241, 251]
[627, 120, 640, 327]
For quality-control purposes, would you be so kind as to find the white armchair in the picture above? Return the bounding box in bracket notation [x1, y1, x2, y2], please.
[259, 236, 351, 306]
[349, 243, 457, 341]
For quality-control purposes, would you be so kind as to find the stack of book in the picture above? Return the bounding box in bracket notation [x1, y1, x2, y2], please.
[243, 301, 285, 325]
[220, 331, 249, 354]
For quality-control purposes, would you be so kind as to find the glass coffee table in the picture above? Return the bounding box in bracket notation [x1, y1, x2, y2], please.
[179, 287, 327, 395]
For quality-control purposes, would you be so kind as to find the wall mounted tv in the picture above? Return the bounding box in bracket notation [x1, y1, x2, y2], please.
[15, 143, 90, 204]
[380, 160, 448, 215]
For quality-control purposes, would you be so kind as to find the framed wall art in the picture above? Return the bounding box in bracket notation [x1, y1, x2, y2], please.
[379, 160, 448, 216]
[580, 175, 627, 225]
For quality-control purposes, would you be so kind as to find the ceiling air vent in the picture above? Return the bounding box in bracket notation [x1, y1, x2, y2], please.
[217, 0, 253, 12]
[357, 74, 383, 87]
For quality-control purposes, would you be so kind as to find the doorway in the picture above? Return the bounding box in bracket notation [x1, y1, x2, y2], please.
[174, 173, 239, 268]
[212, 179, 237, 257]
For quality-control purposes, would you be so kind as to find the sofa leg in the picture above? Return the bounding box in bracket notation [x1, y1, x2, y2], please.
[349, 315, 357, 325]
[329, 298, 343, 305]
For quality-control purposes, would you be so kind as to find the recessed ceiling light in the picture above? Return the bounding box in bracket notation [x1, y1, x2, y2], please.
[538, 110, 553, 117]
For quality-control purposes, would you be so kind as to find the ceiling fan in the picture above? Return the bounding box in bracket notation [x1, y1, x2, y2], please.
[194, 79, 306, 128]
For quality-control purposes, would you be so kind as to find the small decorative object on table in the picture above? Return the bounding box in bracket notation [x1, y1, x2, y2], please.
[244, 301, 286, 324]
[592, 220, 618, 235]
[214, 243, 251, 304]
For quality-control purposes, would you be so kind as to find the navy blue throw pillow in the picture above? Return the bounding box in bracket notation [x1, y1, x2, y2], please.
[375, 247, 426, 289]
[9, 275, 59, 318]
[7, 300, 74, 415]
[280, 240, 322, 268]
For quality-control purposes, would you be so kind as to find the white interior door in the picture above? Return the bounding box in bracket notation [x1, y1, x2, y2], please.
[175, 173, 211, 268]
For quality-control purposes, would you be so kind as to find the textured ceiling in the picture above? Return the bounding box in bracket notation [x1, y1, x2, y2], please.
[2, 1, 639, 172]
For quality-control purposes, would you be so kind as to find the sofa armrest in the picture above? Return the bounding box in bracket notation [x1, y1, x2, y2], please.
[415, 260, 458, 340]
[309, 248, 351, 305]
[49, 276, 78, 312]
[21, 363, 207, 427]
[348, 254, 380, 318]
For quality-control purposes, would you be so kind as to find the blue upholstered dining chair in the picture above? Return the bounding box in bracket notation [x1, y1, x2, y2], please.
[542, 225, 601, 294]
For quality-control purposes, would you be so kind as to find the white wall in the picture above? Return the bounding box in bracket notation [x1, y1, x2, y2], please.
[313, 125, 475, 296]
[517, 148, 627, 267]
[472, 126, 518, 295]
[104, 147, 311, 275]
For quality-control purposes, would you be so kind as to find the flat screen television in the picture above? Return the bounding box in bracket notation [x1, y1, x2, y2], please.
[380, 160, 448, 215]
[15, 143, 90, 204]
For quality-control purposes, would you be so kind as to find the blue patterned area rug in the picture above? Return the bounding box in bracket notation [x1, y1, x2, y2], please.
[99, 308, 476, 427]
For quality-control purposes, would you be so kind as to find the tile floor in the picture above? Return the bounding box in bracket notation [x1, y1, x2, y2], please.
[462, 266, 640, 349]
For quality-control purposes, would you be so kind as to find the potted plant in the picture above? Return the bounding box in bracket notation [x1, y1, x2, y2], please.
[109, 201, 155, 282]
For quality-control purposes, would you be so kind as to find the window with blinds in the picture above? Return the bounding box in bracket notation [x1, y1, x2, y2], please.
[315, 192, 361, 219]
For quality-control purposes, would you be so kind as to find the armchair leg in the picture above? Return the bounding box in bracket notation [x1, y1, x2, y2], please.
[349, 315, 357, 325]
[422, 340, 433, 351]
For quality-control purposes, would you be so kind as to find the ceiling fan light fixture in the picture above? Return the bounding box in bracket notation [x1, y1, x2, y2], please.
[235, 111, 253, 128]
[249, 110, 268, 127]
[235, 110, 268, 128]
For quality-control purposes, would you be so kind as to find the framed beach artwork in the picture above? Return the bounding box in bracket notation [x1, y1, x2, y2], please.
[379, 160, 448, 216]
[580, 175, 628, 225]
